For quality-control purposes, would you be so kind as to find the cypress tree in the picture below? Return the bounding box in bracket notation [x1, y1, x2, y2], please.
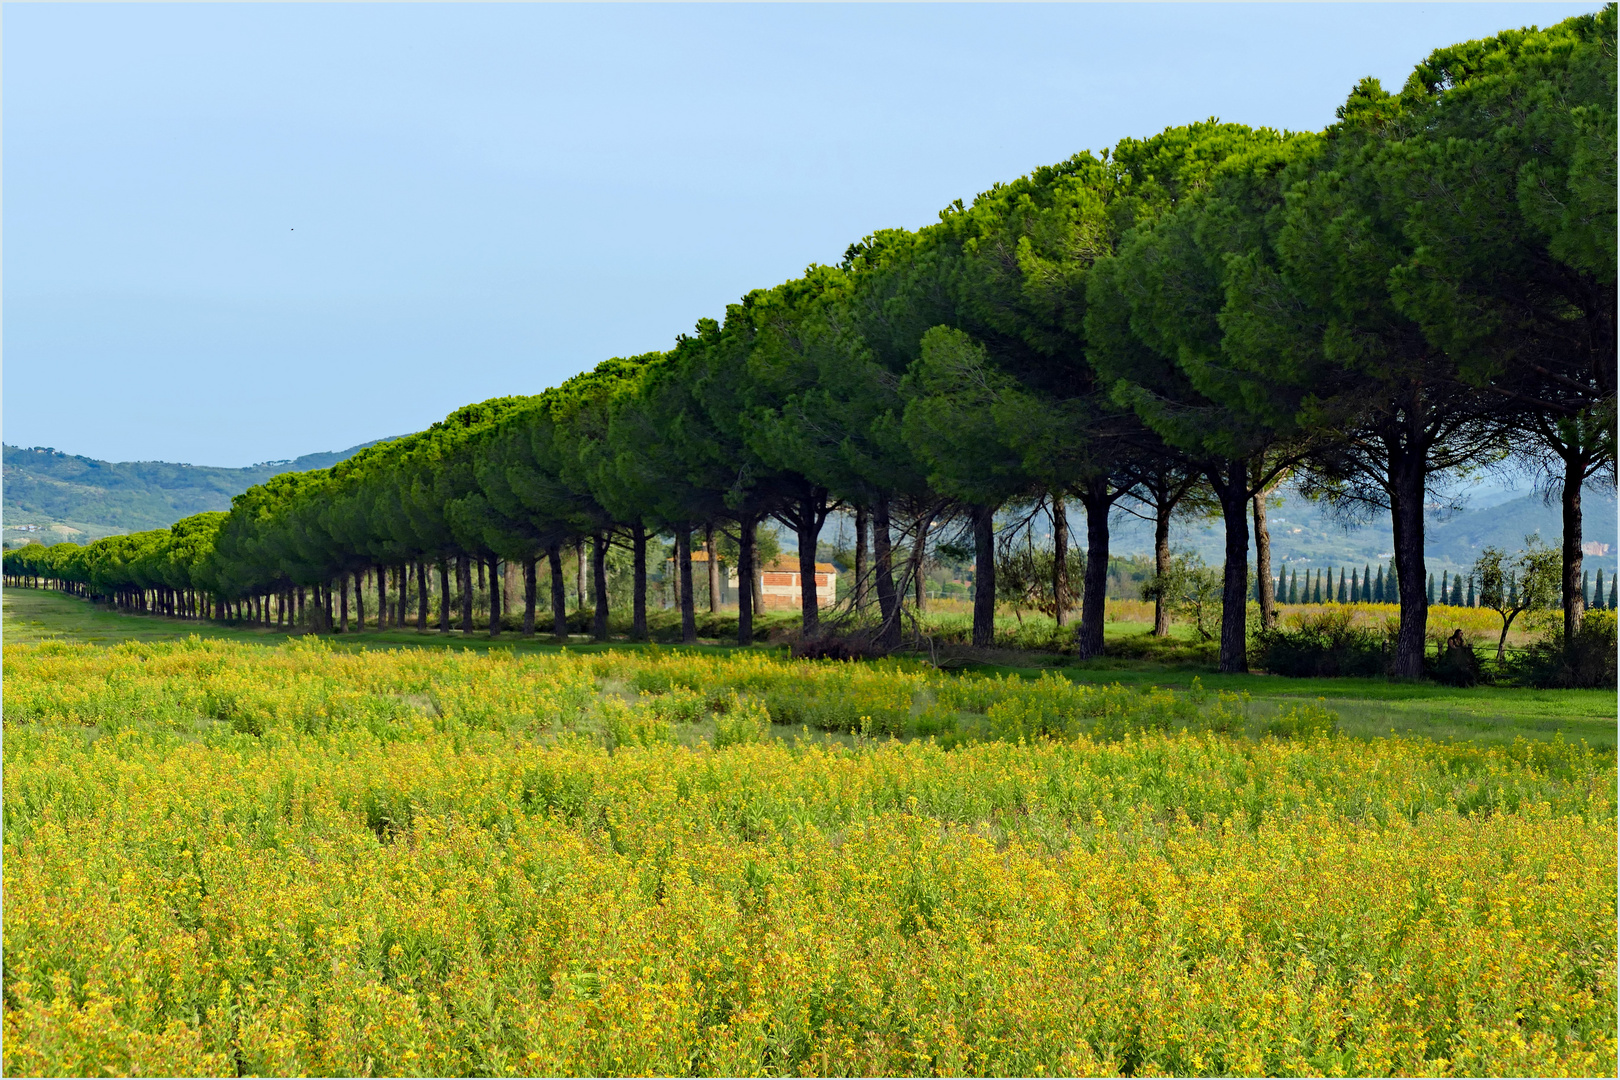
[1581, 569, 1591, 606]
[1466, 574, 1476, 607]
[1427, 572, 1435, 604]
[1349, 567, 1359, 603]
[1451, 573, 1464, 606]
[1608, 574, 1616, 610]
[1288, 568, 1298, 604]
[1440, 570, 1449, 606]
[1313, 570, 1323, 604]
[1374, 565, 1385, 603]
[1362, 564, 1371, 602]
[1337, 569, 1349, 603]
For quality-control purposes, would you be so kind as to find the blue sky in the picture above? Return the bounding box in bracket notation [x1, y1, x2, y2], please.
[3, 2, 1602, 466]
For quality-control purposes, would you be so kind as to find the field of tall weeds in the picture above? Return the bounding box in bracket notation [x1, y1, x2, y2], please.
[3, 638, 1614, 1076]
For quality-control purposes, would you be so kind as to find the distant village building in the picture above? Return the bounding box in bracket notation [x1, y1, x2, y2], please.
[733, 556, 836, 610]
[672, 551, 836, 609]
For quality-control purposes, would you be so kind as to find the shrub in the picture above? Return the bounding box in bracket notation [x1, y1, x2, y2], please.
[1140, 551, 1223, 641]
[599, 698, 671, 749]
[790, 634, 886, 661]
[1512, 609, 1618, 689]
[1428, 639, 1485, 687]
[1261, 701, 1339, 739]
[1252, 609, 1389, 677]
[712, 693, 770, 746]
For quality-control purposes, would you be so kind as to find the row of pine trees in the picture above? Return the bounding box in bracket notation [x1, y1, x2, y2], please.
[1270, 563, 1619, 610]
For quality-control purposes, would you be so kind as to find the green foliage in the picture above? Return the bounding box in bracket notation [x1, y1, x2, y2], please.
[1261, 701, 1340, 740]
[1514, 609, 1619, 689]
[1475, 536, 1563, 660]
[1253, 610, 1391, 678]
[995, 543, 1085, 617]
[1140, 551, 1223, 641]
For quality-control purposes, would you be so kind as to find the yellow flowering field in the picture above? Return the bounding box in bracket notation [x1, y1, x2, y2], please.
[3, 639, 1615, 1076]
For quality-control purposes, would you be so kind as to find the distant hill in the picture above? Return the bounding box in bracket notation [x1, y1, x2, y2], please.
[1104, 485, 1618, 579]
[2, 439, 392, 544]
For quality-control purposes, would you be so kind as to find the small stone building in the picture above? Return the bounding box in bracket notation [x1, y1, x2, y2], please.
[731, 556, 836, 611]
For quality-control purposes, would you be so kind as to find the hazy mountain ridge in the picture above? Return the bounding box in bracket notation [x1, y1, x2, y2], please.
[1107, 485, 1619, 579]
[2, 440, 390, 539]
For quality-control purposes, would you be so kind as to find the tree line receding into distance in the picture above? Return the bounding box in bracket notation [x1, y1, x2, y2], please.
[5, 9, 1615, 677]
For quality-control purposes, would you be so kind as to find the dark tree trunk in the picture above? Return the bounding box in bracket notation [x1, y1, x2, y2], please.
[377, 565, 387, 630]
[1075, 476, 1113, 660]
[854, 506, 870, 611]
[1051, 492, 1069, 628]
[416, 562, 429, 631]
[477, 558, 485, 594]
[1389, 449, 1428, 678]
[1153, 501, 1173, 637]
[457, 556, 473, 634]
[354, 569, 365, 631]
[548, 544, 568, 638]
[911, 513, 931, 615]
[973, 504, 997, 647]
[705, 523, 720, 613]
[338, 577, 350, 634]
[632, 525, 648, 640]
[1253, 490, 1276, 629]
[438, 560, 452, 633]
[874, 496, 899, 649]
[737, 514, 756, 646]
[523, 556, 538, 637]
[1562, 454, 1585, 641]
[591, 533, 610, 641]
[677, 526, 697, 644]
[797, 504, 825, 634]
[323, 582, 334, 632]
[488, 557, 501, 637]
[1212, 462, 1251, 674]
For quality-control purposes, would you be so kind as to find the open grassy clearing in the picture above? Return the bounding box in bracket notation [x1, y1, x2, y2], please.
[970, 662, 1618, 754]
[7, 586, 1612, 753]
